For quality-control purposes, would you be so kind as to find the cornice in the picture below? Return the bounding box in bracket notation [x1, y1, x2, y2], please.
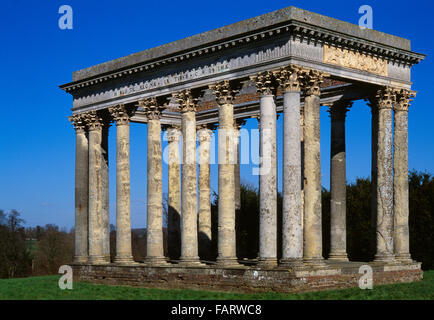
[59, 20, 425, 94]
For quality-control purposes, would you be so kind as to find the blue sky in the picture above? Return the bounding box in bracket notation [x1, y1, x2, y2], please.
[0, 0, 432, 230]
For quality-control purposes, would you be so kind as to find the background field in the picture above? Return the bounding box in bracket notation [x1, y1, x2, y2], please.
[0, 270, 432, 300]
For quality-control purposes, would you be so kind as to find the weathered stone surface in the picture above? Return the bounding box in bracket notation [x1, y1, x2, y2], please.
[370, 103, 379, 256]
[258, 94, 277, 267]
[274, 66, 303, 266]
[145, 118, 167, 265]
[233, 121, 243, 211]
[70, 115, 89, 263]
[86, 113, 108, 264]
[393, 90, 414, 263]
[281, 91, 302, 266]
[71, 7, 412, 82]
[166, 126, 181, 260]
[373, 88, 395, 262]
[197, 126, 213, 260]
[109, 105, 134, 264]
[180, 110, 200, 265]
[329, 101, 351, 261]
[217, 103, 238, 266]
[101, 125, 110, 263]
[72, 261, 423, 294]
[303, 92, 324, 266]
[323, 45, 388, 76]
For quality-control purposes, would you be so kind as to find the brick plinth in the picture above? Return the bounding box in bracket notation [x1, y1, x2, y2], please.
[71, 261, 422, 294]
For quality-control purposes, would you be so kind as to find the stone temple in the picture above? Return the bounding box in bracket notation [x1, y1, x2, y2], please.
[60, 6, 426, 292]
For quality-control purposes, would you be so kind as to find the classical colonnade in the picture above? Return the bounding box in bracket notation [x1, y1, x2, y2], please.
[70, 65, 415, 268]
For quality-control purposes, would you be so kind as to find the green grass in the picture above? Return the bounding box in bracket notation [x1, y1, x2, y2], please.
[0, 271, 433, 300]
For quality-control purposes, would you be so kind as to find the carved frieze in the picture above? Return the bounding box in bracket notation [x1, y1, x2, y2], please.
[323, 45, 388, 77]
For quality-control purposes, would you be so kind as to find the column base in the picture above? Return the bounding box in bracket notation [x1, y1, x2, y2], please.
[303, 257, 327, 268]
[279, 258, 304, 269]
[114, 256, 135, 265]
[88, 255, 110, 265]
[144, 256, 170, 266]
[216, 257, 240, 268]
[178, 256, 204, 267]
[395, 254, 413, 264]
[374, 253, 396, 263]
[73, 256, 88, 264]
[257, 258, 278, 269]
[328, 253, 349, 262]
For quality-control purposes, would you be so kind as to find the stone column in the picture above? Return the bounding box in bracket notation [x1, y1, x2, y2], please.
[197, 125, 213, 260]
[274, 66, 303, 267]
[302, 69, 326, 267]
[233, 119, 245, 211]
[300, 107, 305, 235]
[174, 90, 201, 265]
[69, 114, 89, 264]
[328, 101, 351, 261]
[141, 98, 167, 265]
[85, 111, 108, 264]
[251, 72, 277, 268]
[394, 89, 415, 263]
[373, 87, 395, 262]
[109, 105, 134, 264]
[210, 80, 239, 267]
[369, 99, 379, 257]
[166, 125, 182, 261]
[101, 123, 110, 263]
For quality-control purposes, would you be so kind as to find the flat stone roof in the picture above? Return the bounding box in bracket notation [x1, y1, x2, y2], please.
[72, 6, 412, 82]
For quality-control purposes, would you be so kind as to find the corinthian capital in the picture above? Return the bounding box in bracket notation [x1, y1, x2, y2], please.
[374, 87, 396, 110]
[165, 125, 181, 142]
[173, 89, 198, 113]
[233, 118, 246, 130]
[197, 125, 214, 143]
[302, 69, 328, 96]
[209, 80, 238, 105]
[83, 111, 104, 131]
[327, 100, 352, 120]
[250, 71, 276, 95]
[109, 104, 135, 125]
[69, 113, 87, 133]
[273, 65, 303, 92]
[138, 97, 165, 120]
[394, 89, 416, 112]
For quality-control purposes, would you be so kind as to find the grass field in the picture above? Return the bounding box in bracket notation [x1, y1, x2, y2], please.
[0, 271, 432, 300]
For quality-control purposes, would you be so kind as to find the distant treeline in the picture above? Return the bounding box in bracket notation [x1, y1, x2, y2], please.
[0, 213, 153, 279]
[0, 170, 432, 279]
